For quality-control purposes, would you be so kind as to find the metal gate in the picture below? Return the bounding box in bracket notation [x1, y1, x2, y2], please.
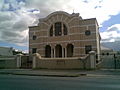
[21, 56, 32, 69]
[100, 54, 120, 69]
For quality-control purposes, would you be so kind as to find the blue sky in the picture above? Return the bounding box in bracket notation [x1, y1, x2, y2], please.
[0, 0, 120, 52]
[100, 14, 120, 32]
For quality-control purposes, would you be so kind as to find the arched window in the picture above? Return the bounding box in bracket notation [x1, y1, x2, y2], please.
[49, 22, 68, 37]
[50, 25, 53, 36]
[63, 24, 67, 35]
[55, 22, 62, 36]
[45, 45, 51, 58]
[55, 44, 62, 57]
[67, 44, 74, 57]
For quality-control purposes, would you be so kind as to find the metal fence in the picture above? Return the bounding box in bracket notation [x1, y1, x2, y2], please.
[97, 54, 120, 69]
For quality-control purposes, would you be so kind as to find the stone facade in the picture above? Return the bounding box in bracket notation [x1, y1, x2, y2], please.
[29, 11, 100, 58]
[32, 51, 96, 69]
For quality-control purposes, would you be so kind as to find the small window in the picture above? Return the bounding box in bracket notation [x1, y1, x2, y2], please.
[33, 35, 37, 40]
[85, 30, 91, 36]
[85, 45, 92, 54]
[32, 48, 37, 54]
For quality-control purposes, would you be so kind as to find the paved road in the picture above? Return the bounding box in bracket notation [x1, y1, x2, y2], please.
[0, 75, 120, 90]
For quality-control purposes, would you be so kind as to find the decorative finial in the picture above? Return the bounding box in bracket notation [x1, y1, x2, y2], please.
[73, 9, 74, 13]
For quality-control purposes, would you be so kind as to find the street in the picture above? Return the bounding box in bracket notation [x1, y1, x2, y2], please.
[0, 74, 120, 90]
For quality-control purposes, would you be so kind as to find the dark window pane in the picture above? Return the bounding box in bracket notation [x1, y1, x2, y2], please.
[32, 48, 37, 54]
[55, 22, 62, 36]
[50, 25, 53, 36]
[67, 44, 74, 57]
[45, 45, 51, 58]
[63, 24, 67, 35]
[85, 45, 92, 54]
[33, 35, 37, 40]
[85, 30, 91, 35]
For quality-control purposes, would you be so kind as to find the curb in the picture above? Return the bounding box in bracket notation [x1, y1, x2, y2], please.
[0, 72, 87, 77]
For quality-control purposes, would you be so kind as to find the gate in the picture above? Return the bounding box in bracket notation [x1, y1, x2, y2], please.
[100, 54, 120, 69]
[21, 56, 32, 69]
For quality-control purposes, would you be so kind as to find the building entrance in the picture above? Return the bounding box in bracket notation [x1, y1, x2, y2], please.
[55, 45, 62, 57]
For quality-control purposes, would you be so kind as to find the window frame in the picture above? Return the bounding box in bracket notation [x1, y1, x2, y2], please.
[49, 22, 68, 37]
[33, 35, 37, 40]
[85, 30, 91, 36]
[50, 25, 53, 36]
[55, 22, 62, 36]
[32, 48, 37, 54]
[85, 45, 92, 54]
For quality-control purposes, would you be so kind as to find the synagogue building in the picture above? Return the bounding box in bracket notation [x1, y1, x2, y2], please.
[29, 11, 101, 58]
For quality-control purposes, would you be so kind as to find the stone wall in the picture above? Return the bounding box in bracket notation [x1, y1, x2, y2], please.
[0, 56, 17, 69]
[32, 51, 96, 69]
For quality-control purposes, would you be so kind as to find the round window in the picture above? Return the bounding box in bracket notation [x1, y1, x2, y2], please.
[85, 30, 91, 35]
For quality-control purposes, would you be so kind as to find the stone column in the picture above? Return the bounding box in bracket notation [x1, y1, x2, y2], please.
[32, 54, 36, 68]
[62, 48, 64, 58]
[89, 51, 96, 69]
[54, 48, 56, 58]
[65, 47, 67, 58]
[16, 54, 22, 68]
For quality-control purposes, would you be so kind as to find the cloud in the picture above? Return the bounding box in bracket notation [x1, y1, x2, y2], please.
[0, 0, 120, 49]
[100, 24, 120, 43]
[0, 0, 40, 46]
[25, 0, 120, 24]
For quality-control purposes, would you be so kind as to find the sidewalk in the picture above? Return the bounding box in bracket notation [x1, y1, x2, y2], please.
[0, 69, 120, 77]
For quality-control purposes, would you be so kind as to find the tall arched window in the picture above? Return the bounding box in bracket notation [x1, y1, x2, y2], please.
[55, 22, 62, 36]
[67, 44, 74, 57]
[50, 25, 53, 36]
[55, 44, 62, 57]
[49, 22, 67, 36]
[45, 45, 51, 58]
[63, 24, 67, 35]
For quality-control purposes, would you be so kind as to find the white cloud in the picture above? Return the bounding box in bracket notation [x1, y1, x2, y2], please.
[100, 24, 120, 43]
[0, 0, 40, 46]
[0, 0, 120, 49]
[71, 0, 120, 24]
[25, 0, 120, 25]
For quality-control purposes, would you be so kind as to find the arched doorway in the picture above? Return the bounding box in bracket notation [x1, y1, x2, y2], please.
[55, 45, 62, 57]
[67, 44, 74, 57]
[45, 45, 51, 58]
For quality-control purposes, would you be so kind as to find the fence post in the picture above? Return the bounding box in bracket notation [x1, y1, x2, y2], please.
[32, 53, 36, 69]
[89, 51, 96, 69]
[16, 54, 22, 68]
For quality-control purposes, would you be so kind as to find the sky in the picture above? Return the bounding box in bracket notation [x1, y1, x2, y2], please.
[0, 0, 120, 53]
